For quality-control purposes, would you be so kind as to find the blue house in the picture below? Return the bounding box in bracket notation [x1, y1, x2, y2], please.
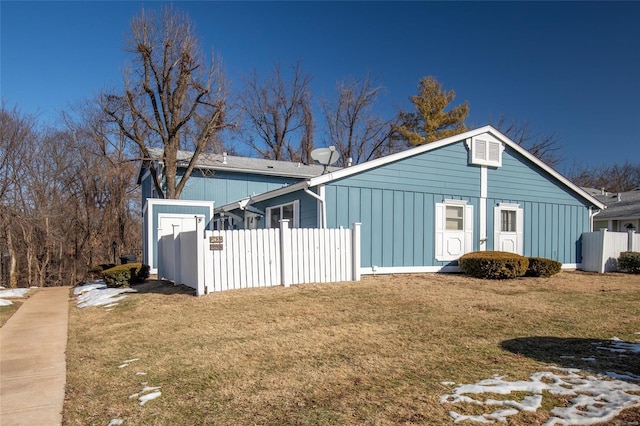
[139, 149, 335, 274]
[213, 126, 604, 273]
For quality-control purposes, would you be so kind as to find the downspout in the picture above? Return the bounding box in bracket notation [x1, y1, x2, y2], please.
[304, 185, 326, 228]
[589, 206, 602, 232]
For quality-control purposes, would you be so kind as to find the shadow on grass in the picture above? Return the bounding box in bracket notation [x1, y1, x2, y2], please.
[130, 279, 196, 296]
[501, 336, 639, 379]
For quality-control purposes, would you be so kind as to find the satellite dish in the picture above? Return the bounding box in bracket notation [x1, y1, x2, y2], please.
[311, 146, 340, 174]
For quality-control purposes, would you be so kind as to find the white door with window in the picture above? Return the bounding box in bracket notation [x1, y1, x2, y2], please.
[494, 204, 523, 254]
[435, 201, 474, 261]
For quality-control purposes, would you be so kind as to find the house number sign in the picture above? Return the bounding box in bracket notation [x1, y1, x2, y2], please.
[209, 236, 223, 251]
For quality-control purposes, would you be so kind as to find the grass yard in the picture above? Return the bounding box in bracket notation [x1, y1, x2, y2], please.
[64, 272, 640, 425]
[0, 300, 23, 327]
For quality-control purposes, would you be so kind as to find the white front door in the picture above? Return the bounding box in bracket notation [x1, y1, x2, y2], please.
[494, 204, 523, 255]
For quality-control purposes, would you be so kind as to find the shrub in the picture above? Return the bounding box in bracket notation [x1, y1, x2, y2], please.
[618, 251, 640, 274]
[526, 257, 562, 277]
[102, 263, 150, 288]
[459, 251, 529, 279]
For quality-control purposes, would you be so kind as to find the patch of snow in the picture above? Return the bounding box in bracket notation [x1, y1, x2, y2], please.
[606, 371, 640, 382]
[0, 299, 12, 306]
[107, 419, 124, 426]
[129, 383, 162, 406]
[139, 390, 161, 406]
[136, 372, 147, 376]
[74, 281, 136, 308]
[0, 288, 30, 298]
[440, 369, 640, 425]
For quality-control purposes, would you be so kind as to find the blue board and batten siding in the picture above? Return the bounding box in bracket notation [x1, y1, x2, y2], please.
[486, 148, 589, 263]
[324, 142, 480, 269]
[141, 169, 299, 207]
[318, 140, 592, 268]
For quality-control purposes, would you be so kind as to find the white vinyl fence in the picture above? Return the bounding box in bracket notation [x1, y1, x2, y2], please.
[158, 218, 361, 296]
[581, 230, 640, 273]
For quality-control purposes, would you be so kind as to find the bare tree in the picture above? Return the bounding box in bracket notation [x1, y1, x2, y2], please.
[491, 115, 563, 167]
[568, 161, 640, 193]
[101, 6, 230, 199]
[0, 104, 34, 287]
[322, 74, 396, 166]
[238, 61, 314, 162]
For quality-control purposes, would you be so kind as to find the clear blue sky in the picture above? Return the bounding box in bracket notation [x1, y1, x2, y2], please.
[2, 1, 638, 172]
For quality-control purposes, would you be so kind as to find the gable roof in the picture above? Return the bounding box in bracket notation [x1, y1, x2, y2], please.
[585, 187, 640, 219]
[218, 125, 604, 211]
[140, 147, 339, 181]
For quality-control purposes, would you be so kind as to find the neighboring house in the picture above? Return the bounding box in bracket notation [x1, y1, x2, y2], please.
[584, 187, 640, 232]
[139, 149, 337, 273]
[215, 126, 604, 272]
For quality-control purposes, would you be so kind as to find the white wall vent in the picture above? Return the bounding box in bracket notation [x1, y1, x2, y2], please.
[467, 134, 504, 167]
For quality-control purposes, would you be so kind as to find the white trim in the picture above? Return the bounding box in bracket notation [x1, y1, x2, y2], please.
[562, 263, 581, 270]
[144, 199, 214, 274]
[214, 126, 605, 213]
[479, 166, 487, 251]
[361, 265, 461, 274]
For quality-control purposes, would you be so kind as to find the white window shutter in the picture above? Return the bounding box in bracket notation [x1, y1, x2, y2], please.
[435, 203, 445, 260]
[464, 204, 474, 256]
[516, 207, 524, 255]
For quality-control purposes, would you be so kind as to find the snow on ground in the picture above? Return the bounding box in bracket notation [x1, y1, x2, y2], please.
[73, 281, 136, 308]
[0, 287, 33, 306]
[441, 334, 640, 425]
[108, 358, 162, 425]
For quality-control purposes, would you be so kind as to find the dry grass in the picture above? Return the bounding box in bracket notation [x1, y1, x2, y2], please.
[0, 300, 23, 327]
[63, 272, 640, 425]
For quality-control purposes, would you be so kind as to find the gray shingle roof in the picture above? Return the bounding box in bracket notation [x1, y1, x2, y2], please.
[584, 187, 640, 219]
[146, 148, 339, 179]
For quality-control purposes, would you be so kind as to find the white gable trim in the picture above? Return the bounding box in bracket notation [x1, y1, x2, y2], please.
[215, 126, 604, 211]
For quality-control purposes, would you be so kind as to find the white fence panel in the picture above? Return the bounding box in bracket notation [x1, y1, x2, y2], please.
[581, 230, 638, 273]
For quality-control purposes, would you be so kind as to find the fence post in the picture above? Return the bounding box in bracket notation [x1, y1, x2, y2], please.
[195, 216, 205, 296]
[352, 223, 361, 281]
[599, 229, 607, 273]
[280, 220, 292, 287]
[628, 230, 635, 252]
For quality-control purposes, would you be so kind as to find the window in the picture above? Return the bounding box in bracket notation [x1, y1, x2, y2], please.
[265, 201, 299, 228]
[467, 135, 503, 167]
[501, 210, 516, 232]
[446, 206, 464, 230]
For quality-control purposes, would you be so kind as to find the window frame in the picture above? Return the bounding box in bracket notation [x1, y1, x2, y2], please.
[265, 200, 300, 229]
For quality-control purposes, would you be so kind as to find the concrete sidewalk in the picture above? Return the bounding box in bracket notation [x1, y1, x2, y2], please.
[1, 286, 70, 426]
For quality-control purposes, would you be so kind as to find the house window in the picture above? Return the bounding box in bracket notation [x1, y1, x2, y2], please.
[501, 210, 517, 232]
[446, 206, 464, 231]
[265, 201, 299, 228]
[436, 200, 474, 261]
[468, 135, 503, 167]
